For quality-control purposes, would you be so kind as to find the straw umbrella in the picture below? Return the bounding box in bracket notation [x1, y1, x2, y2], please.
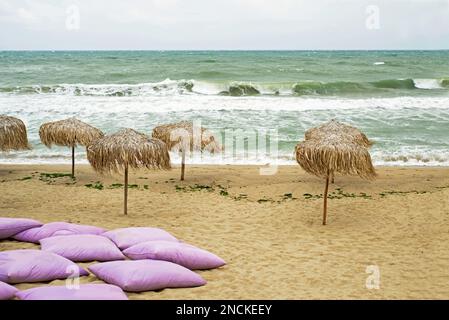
[305, 119, 373, 148]
[87, 128, 171, 215]
[295, 133, 376, 225]
[0, 115, 31, 152]
[305, 119, 374, 183]
[152, 121, 222, 180]
[39, 117, 104, 178]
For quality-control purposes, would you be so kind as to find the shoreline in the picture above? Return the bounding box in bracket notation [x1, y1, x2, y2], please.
[1, 163, 449, 168]
[1, 164, 449, 299]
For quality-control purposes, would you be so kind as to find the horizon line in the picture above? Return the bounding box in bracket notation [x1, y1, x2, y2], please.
[1, 49, 449, 52]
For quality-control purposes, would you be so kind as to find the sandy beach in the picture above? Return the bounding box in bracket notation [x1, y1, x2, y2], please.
[1, 164, 448, 299]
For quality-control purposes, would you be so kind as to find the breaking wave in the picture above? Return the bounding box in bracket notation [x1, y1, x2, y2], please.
[0, 78, 448, 97]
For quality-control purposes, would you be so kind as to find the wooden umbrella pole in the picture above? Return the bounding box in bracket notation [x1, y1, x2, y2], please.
[124, 164, 128, 215]
[71, 145, 75, 178]
[180, 147, 186, 181]
[323, 170, 330, 225]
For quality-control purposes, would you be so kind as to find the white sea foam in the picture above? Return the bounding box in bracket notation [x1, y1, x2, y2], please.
[413, 79, 443, 90]
[1, 93, 448, 166]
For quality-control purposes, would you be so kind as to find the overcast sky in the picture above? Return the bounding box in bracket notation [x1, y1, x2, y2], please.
[1, 0, 449, 50]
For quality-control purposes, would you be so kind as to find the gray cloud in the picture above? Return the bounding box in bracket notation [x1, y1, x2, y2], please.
[0, 0, 448, 49]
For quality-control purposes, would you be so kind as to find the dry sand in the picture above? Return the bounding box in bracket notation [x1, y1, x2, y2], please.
[1, 164, 448, 299]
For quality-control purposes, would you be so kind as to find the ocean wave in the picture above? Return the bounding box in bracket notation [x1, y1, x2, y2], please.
[370, 78, 416, 89]
[219, 83, 261, 96]
[0, 79, 195, 96]
[2, 150, 449, 167]
[292, 81, 365, 95]
[0, 78, 448, 97]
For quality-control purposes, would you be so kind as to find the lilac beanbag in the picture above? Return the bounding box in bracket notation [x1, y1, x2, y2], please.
[16, 284, 128, 300]
[0, 281, 18, 300]
[13, 222, 106, 243]
[102, 227, 178, 250]
[0, 249, 88, 284]
[40, 235, 125, 262]
[88, 260, 206, 292]
[0, 217, 42, 239]
[123, 241, 226, 270]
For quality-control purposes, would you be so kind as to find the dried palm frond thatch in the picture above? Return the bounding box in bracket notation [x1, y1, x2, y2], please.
[0, 115, 31, 152]
[39, 117, 104, 178]
[87, 128, 171, 215]
[305, 119, 373, 148]
[305, 119, 373, 184]
[152, 121, 222, 180]
[296, 128, 376, 225]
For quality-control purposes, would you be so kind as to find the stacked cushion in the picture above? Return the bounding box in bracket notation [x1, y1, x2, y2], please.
[123, 240, 225, 270]
[0, 249, 88, 283]
[0, 281, 18, 300]
[16, 284, 128, 300]
[0, 219, 226, 299]
[40, 234, 125, 262]
[102, 227, 178, 250]
[89, 260, 206, 292]
[0, 217, 42, 239]
[13, 222, 106, 243]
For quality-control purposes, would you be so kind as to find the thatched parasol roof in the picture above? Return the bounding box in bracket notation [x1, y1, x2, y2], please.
[39, 117, 104, 148]
[152, 121, 222, 153]
[295, 135, 376, 180]
[87, 128, 171, 174]
[0, 115, 31, 152]
[304, 119, 373, 148]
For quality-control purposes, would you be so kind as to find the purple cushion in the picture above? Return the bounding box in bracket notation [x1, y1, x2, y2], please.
[102, 227, 178, 250]
[123, 241, 226, 270]
[16, 284, 128, 300]
[0, 249, 88, 284]
[13, 222, 106, 243]
[40, 235, 125, 262]
[0, 281, 18, 300]
[88, 260, 206, 292]
[0, 217, 42, 239]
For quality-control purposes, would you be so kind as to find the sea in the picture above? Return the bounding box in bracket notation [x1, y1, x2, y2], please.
[0, 50, 448, 166]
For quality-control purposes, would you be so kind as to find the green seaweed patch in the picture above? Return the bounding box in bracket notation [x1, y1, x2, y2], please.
[189, 184, 214, 192]
[143, 185, 149, 190]
[303, 193, 321, 200]
[282, 193, 297, 200]
[303, 188, 372, 200]
[85, 182, 104, 190]
[109, 183, 140, 189]
[379, 190, 427, 197]
[18, 176, 32, 181]
[40, 172, 73, 179]
[39, 172, 75, 184]
[257, 197, 275, 204]
[175, 185, 186, 192]
[175, 184, 214, 192]
[216, 184, 229, 197]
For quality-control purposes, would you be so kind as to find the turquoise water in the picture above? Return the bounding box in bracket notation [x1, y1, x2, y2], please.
[0, 51, 448, 165]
